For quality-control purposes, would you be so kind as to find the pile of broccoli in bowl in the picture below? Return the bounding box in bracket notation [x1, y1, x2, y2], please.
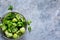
[0, 5, 32, 40]
[0, 12, 28, 39]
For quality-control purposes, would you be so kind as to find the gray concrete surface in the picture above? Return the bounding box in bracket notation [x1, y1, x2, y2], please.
[0, 0, 60, 40]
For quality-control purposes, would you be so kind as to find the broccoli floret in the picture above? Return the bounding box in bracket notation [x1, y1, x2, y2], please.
[0, 23, 3, 28]
[4, 13, 11, 19]
[16, 30, 22, 36]
[28, 26, 31, 32]
[11, 28, 18, 33]
[16, 14, 20, 20]
[8, 5, 13, 10]
[20, 27, 25, 34]
[12, 18, 17, 22]
[2, 19, 8, 24]
[5, 30, 13, 37]
[17, 22, 23, 27]
[7, 21, 13, 27]
[8, 28, 11, 32]
[16, 30, 20, 34]
[1, 25, 7, 31]
[27, 20, 32, 25]
[12, 23, 17, 27]
[13, 33, 19, 39]
[21, 18, 25, 22]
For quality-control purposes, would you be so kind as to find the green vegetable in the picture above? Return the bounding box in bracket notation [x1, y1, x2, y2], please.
[28, 26, 31, 32]
[7, 21, 13, 27]
[0, 23, 3, 27]
[17, 22, 23, 27]
[4, 12, 11, 19]
[21, 18, 25, 22]
[16, 14, 20, 20]
[16, 30, 20, 34]
[7, 33, 13, 37]
[12, 28, 18, 33]
[12, 18, 17, 22]
[13, 33, 18, 39]
[27, 20, 32, 25]
[5, 30, 13, 37]
[8, 28, 11, 32]
[0, 11, 32, 39]
[8, 5, 13, 10]
[0, 23, 7, 31]
[1, 25, 7, 31]
[12, 23, 17, 27]
[20, 27, 25, 33]
[6, 20, 10, 24]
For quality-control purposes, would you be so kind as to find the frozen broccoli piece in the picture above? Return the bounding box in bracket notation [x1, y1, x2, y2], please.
[16, 30, 22, 36]
[16, 14, 20, 20]
[2, 19, 8, 24]
[28, 26, 31, 32]
[21, 18, 25, 22]
[12, 28, 18, 33]
[16, 30, 20, 34]
[5, 30, 13, 37]
[27, 20, 32, 25]
[12, 18, 17, 22]
[4, 13, 11, 20]
[12, 23, 17, 27]
[20, 27, 25, 33]
[7, 21, 13, 27]
[8, 5, 13, 10]
[0, 23, 3, 28]
[17, 22, 23, 27]
[1, 25, 7, 31]
[8, 28, 11, 32]
[13, 33, 19, 39]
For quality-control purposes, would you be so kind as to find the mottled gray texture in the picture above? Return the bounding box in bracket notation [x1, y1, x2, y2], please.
[0, 0, 60, 40]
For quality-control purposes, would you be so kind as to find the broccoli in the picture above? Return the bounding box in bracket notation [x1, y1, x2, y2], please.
[0, 23, 7, 31]
[21, 18, 25, 22]
[4, 12, 11, 19]
[16, 31, 21, 35]
[8, 28, 11, 32]
[20, 27, 25, 33]
[27, 20, 32, 25]
[12, 18, 17, 22]
[12, 23, 17, 27]
[16, 14, 20, 20]
[8, 5, 13, 10]
[0, 23, 3, 28]
[1, 25, 7, 31]
[28, 26, 31, 32]
[5, 30, 13, 37]
[7, 21, 13, 27]
[17, 22, 23, 27]
[13, 33, 19, 39]
[11, 28, 18, 33]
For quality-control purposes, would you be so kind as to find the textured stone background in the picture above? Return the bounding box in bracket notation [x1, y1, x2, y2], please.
[0, 0, 60, 40]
